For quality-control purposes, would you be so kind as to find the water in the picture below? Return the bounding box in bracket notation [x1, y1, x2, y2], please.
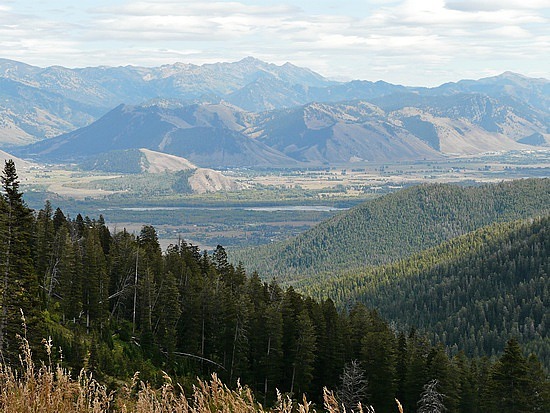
[106, 205, 347, 212]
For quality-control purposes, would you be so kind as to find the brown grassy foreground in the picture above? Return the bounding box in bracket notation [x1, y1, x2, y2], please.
[0, 336, 388, 413]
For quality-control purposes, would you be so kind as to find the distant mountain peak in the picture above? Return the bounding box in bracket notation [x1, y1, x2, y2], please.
[238, 56, 264, 64]
[2, 57, 548, 158]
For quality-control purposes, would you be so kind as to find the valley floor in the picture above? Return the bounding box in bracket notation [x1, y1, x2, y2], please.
[19, 150, 550, 250]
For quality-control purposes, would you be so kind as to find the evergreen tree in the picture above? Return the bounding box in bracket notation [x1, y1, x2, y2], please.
[96, 215, 111, 256]
[361, 310, 397, 413]
[153, 270, 180, 361]
[525, 353, 550, 412]
[452, 352, 477, 413]
[0, 160, 42, 361]
[290, 309, 316, 395]
[58, 226, 83, 324]
[255, 294, 283, 404]
[489, 338, 536, 413]
[403, 329, 431, 412]
[52, 207, 66, 232]
[427, 345, 459, 412]
[82, 229, 109, 333]
[34, 200, 55, 305]
[108, 230, 138, 323]
[313, 298, 347, 393]
[395, 332, 408, 405]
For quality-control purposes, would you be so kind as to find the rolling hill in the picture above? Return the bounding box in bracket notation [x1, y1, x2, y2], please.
[302, 215, 550, 367]
[230, 178, 550, 282]
[81, 148, 243, 193]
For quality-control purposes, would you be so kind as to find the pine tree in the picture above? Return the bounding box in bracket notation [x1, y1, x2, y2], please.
[139, 225, 162, 278]
[489, 338, 536, 413]
[427, 344, 459, 412]
[153, 270, 181, 360]
[525, 353, 550, 412]
[453, 351, 477, 413]
[0, 160, 42, 361]
[96, 215, 111, 256]
[34, 200, 55, 305]
[403, 329, 431, 412]
[52, 207, 66, 232]
[139, 267, 157, 359]
[82, 229, 109, 333]
[108, 229, 137, 322]
[58, 226, 83, 324]
[290, 309, 316, 395]
[361, 310, 397, 413]
[259, 300, 284, 404]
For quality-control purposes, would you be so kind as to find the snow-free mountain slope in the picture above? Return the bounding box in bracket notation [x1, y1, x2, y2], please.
[1, 58, 548, 150]
[16, 95, 547, 167]
[18, 103, 297, 167]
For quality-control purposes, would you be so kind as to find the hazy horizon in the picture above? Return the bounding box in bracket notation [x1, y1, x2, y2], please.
[1, 0, 548, 87]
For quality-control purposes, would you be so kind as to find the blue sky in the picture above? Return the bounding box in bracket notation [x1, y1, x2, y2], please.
[1, 0, 548, 86]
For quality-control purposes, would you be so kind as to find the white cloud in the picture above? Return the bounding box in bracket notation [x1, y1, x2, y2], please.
[445, 0, 549, 12]
[0, 0, 548, 86]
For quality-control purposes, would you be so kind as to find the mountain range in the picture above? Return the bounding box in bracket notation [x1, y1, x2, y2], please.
[1, 57, 549, 167]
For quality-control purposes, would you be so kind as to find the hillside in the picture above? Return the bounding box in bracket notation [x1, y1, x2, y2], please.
[0, 77, 102, 144]
[81, 148, 197, 173]
[0, 159, 548, 412]
[81, 148, 243, 193]
[18, 103, 297, 167]
[0, 149, 35, 170]
[252, 98, 540, 163]
[230, 178, 550, 282]
[252, 101, 441, 162]
[302, 216, 550, 368]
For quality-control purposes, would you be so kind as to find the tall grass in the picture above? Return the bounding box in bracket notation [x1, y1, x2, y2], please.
[0, 334, 397, 412]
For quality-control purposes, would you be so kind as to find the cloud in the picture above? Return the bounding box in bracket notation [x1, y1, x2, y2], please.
[445, 0, 549, 12]
[86, 1, 305, 42]
[0, 0, 548, 86]
[92, 1, 301, 19]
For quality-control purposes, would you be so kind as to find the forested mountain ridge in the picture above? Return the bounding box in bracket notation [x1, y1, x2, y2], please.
[302, 215, 550, 369]
[0, 160, 548, 413]
[232, 178, 550, 283]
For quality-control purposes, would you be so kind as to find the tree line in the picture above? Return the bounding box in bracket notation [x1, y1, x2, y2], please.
[0, 160, 548, 412]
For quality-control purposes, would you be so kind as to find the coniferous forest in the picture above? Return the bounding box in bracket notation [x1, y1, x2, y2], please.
[233, 179, 550, 282]
[0, 159, 548, 413]
[304, 216, 550, 369]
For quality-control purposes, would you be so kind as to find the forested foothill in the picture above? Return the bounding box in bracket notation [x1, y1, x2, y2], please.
[0, 159, 548, 412]
[233, 178, 550, 282]
[304, 216, 550, 370]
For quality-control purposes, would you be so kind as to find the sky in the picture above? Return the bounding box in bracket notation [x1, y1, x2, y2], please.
[1, 0, 548, 86]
